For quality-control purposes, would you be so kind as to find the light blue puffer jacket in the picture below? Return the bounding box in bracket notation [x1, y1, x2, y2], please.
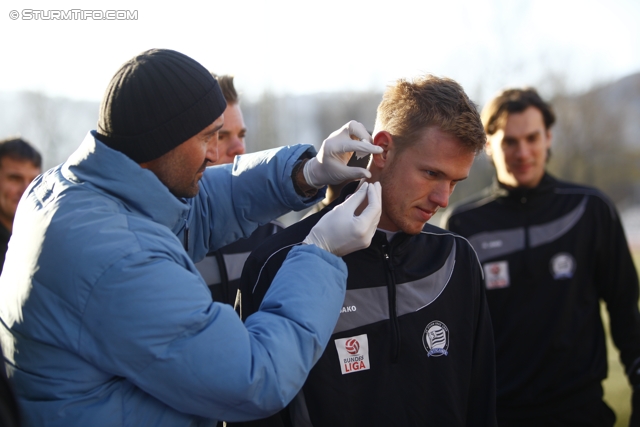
[0, 132, 347, 426]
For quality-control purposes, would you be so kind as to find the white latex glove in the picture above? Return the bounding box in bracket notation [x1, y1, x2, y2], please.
[303, 181, 382, 257]
[303, 121, 383, 189]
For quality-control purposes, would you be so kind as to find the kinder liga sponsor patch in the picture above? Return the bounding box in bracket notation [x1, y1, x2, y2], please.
[335, 334, 370, 375]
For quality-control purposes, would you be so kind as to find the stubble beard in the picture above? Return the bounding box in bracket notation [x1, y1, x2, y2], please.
[379, 171, 426, 236]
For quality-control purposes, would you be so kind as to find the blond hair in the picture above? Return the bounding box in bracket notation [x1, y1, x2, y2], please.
[375, 75, 485, 154]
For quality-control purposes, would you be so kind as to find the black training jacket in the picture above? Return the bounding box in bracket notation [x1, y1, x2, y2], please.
[195, 221, 283, 306]
[235, 182, 497, 427]
[443, 173, 640, 419]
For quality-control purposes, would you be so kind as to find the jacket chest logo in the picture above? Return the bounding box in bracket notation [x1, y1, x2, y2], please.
[335, 334, 370, 375]
[422, 321, 449, 357]
[550, 252, 575, 279]
[483, 261, 510, 290]
[340, 305, 356, 313]
[481, 239, 503, 249]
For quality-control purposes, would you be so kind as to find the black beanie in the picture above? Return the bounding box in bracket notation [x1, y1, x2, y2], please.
[96, 49, 227, 163]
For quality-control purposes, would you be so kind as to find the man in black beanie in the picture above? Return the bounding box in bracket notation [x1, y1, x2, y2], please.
[0, 48, 383, 427]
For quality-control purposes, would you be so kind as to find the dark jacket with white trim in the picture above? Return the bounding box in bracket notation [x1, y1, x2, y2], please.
[196, 221, 284, 306]
[443, 173, 640, 420]
[237, 181, 497, 427]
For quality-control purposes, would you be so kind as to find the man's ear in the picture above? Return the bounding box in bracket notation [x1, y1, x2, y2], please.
[371, 131, 393, 168]
[484, 134, 494, 157]
[545, 129, 553, 147]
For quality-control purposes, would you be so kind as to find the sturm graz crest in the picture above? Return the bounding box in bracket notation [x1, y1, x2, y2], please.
[422, 321, 449, 357]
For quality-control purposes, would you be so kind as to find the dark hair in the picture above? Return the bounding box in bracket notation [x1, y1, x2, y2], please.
[211, 74, 239, 105]
[0, 137, 42, 169]
[482, 88, 556, 135]
[375, 74, 486, 154]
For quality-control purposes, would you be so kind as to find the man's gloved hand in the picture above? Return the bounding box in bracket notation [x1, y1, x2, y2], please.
[303, 121, 383, 189]
[303, 181, 382, 257]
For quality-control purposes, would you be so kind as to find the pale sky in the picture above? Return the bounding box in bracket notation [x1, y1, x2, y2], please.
[2, 0, 639, 104]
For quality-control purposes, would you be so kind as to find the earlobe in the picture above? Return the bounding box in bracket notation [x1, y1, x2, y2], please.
[546, 130, 553, 147]
[484, 137, 494, 157]
[372, 131, 392, 167]
[371, 152, 386, 168]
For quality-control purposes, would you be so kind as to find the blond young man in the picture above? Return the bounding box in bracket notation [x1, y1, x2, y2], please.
[237, 75, 497, 427]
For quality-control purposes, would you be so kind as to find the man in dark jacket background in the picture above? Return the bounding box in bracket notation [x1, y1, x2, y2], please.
[0, 137, 41, 273]
[443, 88, 640, 426]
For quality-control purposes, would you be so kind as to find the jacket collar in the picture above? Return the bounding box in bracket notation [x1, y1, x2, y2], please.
[61, 131, 190, 233]
[330, 181, 414, 251]
[491, 172, 557, 202]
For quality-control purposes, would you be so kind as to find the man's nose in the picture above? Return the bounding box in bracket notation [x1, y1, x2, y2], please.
[206, 138, 220, 164]
[19, 180, 30, 195]
[515, 140, 529, 159]
[227, 137, 246, 157]
[429, 183, 450, 208]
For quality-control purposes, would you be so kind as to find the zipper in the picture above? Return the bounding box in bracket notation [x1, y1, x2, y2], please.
[382, 244, 401, 362]
[183, 219, 189, 251]
[520, 197, 530, 276]
[215, 250, 230, 305]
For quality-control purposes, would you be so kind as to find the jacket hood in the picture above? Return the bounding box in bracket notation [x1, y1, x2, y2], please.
[61, 131, 190, 233]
